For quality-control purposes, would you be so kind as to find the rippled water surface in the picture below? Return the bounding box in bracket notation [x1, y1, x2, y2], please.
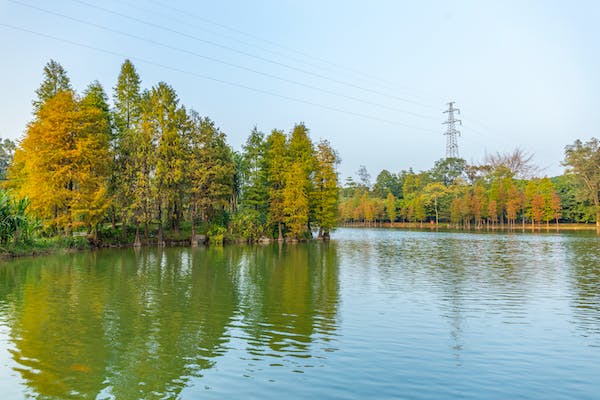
[1, 228, 599, 399]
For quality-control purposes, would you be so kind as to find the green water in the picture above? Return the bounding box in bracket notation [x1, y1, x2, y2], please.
[0, 228, 599, 399]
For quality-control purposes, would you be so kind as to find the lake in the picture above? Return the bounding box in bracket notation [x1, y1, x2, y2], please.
[0, 228, 599, 399]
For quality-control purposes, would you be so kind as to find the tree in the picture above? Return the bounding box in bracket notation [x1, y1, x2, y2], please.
[76, 82, 113, 238]
[283, 162, 310, 239]
[356, 165, 371, 190]
[113, 59, 142, 135]
[563, 138, 600, 227]
[313, 140, 339, 239]
[240, 127, 268, 220]
[10, 90, 111, 236]
[429, 157, 467, 186]
[385, 192, 397, 225]
[505, 183, 523, 228]
[288, 123, 315, 235]
[148, 83, 188, 241]
[188, 115, 235, 239]
[422, 182, 447, 225]
[0, 138, 16, 180]
[373, 170, 401, 198]
[264, 129, 288, 239]
[484, 148, 540, 179]
[116, 89, 157, 244]
[33, 60, 72, 112]
[549, 191, 562, 227]
[413, 196, 426, 226]
[112, 59, 143, 240]
[538, 177, 559, 228]
[470, 183, 486, 228]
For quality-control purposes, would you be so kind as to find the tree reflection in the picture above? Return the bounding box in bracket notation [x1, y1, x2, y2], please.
[237, 242, 340, 363]
[0, 242, 339, 398]
[564, 237, 600, 344]
[2, 247, 240, 399]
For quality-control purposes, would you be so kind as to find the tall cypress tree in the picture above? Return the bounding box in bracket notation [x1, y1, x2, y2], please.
[112, 59, 142, 240]
[32, 59, 72, 112]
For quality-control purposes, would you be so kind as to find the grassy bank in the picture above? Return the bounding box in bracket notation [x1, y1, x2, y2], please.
[0, 236, 91, 258]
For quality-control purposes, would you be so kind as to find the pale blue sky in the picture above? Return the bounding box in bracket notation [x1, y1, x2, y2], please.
[1, 0, 599, 179]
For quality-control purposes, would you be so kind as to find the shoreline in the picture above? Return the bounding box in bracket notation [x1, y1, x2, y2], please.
[339, 221, 599, 232]
[2, 222, 598, 260]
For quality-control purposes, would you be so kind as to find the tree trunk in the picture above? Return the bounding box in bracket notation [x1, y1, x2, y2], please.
[134, 221, 141, 247]
[191, 211, 197, 247]
[278, 222, 283, 241]
[121, 211, 127, 241]
[157, 202, 164, 246]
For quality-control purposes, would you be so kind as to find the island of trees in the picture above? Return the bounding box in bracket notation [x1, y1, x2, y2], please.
[0, 60, 339, 252]
[1, 59, 599, 254]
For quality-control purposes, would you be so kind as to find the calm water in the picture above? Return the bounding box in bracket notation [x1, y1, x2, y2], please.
[0, 228, 599, 399]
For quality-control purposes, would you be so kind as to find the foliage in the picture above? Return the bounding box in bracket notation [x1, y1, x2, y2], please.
[563, 138, 600, 227]
[429, 157, 467, 186]
[0, 190, 37, 245]
[9, 90, 111, 236]
[6, 59, 341, 245]
[339, 155, 568, 228]
[0, 138, 16, 180]
[483, 148, 540, 179]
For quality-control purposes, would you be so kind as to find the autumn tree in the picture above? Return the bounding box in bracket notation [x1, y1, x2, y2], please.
[283, 162, 310, 239]
[11, 90, 111, 236]
[75, 82, 113, 238]
[386, 192, 397, 225]
[422, 182, 447, 225]
[284, 123, 315, 237]
[265, 129, 288, 240]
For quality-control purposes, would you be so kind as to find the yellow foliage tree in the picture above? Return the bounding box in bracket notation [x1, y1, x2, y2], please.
[9, 91, 111, 236]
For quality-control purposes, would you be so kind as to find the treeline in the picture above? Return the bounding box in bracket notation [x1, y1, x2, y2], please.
[3, 60, 339, 245]
[339, 148, 600, 229]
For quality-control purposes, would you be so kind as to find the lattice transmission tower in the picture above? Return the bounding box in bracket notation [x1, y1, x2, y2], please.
[443, 101, 462, 158]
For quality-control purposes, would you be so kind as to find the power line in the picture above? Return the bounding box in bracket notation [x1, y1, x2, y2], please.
[8, 0, 440, 122]
[115, 0, 407, 96]
[0, 22, 441, 134]
[67, 0, 437, 110]
[145, 0, 428, 97]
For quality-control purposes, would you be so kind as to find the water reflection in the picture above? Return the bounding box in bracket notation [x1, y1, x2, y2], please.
[564, 238, 600, 345]
[237, 243, 340, 362]
[0, 243, 340, 399]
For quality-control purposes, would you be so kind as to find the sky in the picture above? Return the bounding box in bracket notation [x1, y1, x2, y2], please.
[1, 0, 599, 181]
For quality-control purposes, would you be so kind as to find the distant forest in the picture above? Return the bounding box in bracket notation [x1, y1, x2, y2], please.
[339, 144, 600, 229]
